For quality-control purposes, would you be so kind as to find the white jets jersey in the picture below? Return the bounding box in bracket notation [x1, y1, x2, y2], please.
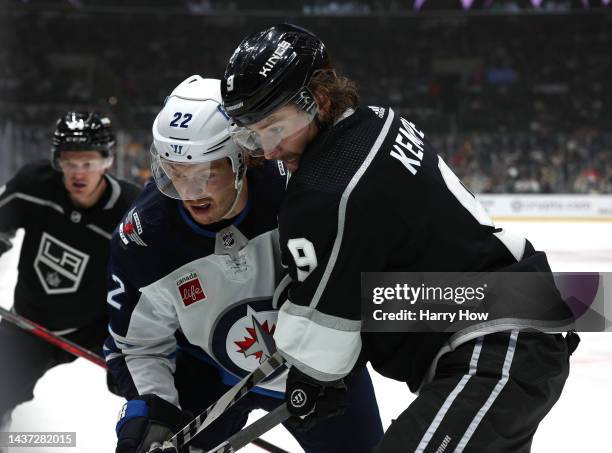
[105, 162, 288, 406]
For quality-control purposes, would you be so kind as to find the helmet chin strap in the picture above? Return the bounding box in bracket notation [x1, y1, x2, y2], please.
[220, 166, 247, 220]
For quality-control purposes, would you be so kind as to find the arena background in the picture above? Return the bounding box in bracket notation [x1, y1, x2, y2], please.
[1, 0, 611, 200]
[0, 1, 610, 452]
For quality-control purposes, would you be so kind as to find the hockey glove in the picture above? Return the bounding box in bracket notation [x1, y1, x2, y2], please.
[115, 394, 191, 453]
[146, 441, 178, 453]
[285, 366, 347, 431]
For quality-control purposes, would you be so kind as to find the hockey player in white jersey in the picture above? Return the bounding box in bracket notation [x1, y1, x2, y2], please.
[106, 76, 384, 453]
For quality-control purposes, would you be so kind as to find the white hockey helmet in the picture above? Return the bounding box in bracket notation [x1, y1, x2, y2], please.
[151, 75, 246, 200]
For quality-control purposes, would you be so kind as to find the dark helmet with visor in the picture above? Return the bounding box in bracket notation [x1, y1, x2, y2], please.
[221, 24, 328, 156]
[51, 111, 115, 171]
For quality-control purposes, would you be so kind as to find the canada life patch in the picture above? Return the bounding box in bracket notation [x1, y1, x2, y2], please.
[176, 272, 207, 307]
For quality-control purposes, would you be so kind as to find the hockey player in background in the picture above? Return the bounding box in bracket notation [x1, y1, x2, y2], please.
[0, 112, 140, 445]
[107, 76, 383, 453]
[221, 24, 580, 452]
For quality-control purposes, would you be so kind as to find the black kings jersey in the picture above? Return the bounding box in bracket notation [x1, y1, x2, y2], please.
[273, 106, 570, 391]
[105, 161, 289, 406]
[0, 160, 141, 331]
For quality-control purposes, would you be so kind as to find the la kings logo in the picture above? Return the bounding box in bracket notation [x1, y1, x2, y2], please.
[34, 232, 90, 294]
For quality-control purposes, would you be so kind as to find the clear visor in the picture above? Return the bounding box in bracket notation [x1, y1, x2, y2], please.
[150, 143, 236, 200]
[54, 156, 112, 173]
[229, 88, 318, 157]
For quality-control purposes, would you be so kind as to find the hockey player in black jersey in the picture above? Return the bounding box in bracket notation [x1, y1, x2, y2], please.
[0, 112, 140, 442]
[107, 76, 383, 453]
[222, 24, 579, 453]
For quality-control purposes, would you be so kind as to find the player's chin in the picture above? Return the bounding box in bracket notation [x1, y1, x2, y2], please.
[186, 203, 221, 225]
[66, 180, 90, 194]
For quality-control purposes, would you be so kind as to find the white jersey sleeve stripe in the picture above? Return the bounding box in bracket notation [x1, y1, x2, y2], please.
[0, 192, 64, 214]
[103, 174, 122, 210]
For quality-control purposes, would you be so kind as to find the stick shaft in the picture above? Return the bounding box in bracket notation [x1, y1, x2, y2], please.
[0, 306, 106, 368]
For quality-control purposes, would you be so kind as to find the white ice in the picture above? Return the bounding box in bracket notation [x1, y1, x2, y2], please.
[1, 220, 611, 452]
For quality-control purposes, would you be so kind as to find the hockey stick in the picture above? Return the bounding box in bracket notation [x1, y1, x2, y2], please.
[0, 306, 288, 452]
[207, 403, 291, 453]
[250, 437, 290, 453]
[0, 305, 106, 368]
[0, 306, 287, 452]
[168, 351, 287, 450]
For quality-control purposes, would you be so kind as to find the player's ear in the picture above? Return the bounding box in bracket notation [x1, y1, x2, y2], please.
[104, 155, 114, 172]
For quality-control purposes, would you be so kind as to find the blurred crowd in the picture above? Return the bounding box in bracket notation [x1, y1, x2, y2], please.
[0, 4, 610, 193]
[2, 121, 609, 194]
[434, 129, 612, 194]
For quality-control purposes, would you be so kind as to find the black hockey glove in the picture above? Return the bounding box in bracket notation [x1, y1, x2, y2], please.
[285, 366, 347, 431]
[115, 394, 191, 453]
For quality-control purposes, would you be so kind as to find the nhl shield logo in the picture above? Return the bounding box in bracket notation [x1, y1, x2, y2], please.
[70, 211, 82, 223]
[222, 231, 235, 249]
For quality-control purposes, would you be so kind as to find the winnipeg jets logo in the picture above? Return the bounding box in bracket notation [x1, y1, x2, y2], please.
[234, 306, 277, 364]
[119, 209, 147, 247]
[213, 300, 284, 388]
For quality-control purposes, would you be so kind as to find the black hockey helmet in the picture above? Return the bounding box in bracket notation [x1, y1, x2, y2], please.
[221, 23, 329, 127]
[51, 111, 116, 166]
